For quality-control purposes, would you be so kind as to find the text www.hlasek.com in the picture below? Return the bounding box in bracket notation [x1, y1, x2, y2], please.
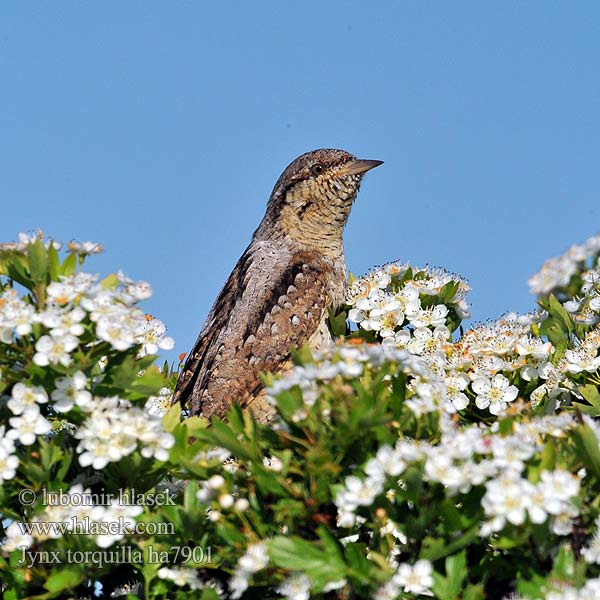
[16, 516, 174, 537]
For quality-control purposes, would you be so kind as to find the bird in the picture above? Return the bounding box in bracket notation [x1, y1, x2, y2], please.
[173, 148, 383, 421]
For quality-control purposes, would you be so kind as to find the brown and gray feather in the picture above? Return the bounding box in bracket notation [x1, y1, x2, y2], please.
[173, 148, 381, 420]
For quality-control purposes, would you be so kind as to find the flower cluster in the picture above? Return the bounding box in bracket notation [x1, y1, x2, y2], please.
[75, 396, 174, 469]
[544, 578, 600, 600]
[0, 233, 180, 597]
[528, 231, 600, 296]
[157, 566, 208, 591]
[229, 542, 269, 599]
[346, 262, 469, 339]
[375, 560, 434, 599]
[4, 229, 600, 599]
[1, 484, 143, 551]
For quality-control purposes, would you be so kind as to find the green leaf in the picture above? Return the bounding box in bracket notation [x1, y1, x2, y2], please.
[27, 239, 48, 284]
[162, 404, 182, 433]
[328, 308, 348, 337]
[445, 551, 467, 597]
[194, 420, 254, 461]
[538, 317, 568, 358]
[438, 280, 460, 305]
[60, 252, 77, 276]
[462, 584, 486, 600]
[572, 423, 600, 479]
[344, 543, 376, 583]
[227, 403, 245, 432]
[420, 526, 479, 560]
[268, 535, 346, 590]
[44, 567, 84, 593]
[100, 353, 159, 394]
[100, 272, 120, 290]
[291, 344, 314, 366]
[6, 255, 32, 287]
[181, 416, 209, 436]
[574, 384, 600, 416]
[548, 294, 573, 333]
[183, 480, 199, 514]
[48, 244, 60, 280]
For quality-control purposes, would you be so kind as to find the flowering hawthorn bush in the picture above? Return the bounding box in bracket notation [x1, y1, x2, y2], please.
[2, 231, 600, 599]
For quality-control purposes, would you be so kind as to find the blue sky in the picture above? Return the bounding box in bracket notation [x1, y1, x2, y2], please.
[2, 2, 600, 363]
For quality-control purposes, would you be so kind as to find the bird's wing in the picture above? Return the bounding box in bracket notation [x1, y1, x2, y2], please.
[173, 241, 334, 418]
[171, 242, 251, 411]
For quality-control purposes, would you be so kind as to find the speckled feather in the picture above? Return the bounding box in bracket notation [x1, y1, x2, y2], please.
[173, 149, 380, 420]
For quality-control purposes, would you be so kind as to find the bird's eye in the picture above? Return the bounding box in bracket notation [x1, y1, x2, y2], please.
[311, 163, 324, 176]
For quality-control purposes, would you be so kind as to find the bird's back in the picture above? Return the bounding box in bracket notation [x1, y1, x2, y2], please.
[172, 240, 345, 418]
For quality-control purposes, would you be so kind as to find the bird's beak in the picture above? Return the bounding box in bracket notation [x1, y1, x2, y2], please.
[338, 159, 384, 176]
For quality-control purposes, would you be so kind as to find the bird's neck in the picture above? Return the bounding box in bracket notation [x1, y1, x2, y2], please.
[274, 204, 348, 259]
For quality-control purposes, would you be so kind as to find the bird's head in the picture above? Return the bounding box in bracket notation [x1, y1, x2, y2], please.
[261, 148, 383, 254]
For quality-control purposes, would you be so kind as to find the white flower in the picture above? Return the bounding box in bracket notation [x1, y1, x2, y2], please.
[425, 452, 466, 491]
[550, 503, 578, 536]
[583, 528, 600, 564]
[53, 306, 86, 337]
[157, 566, 203, 590]
[528, 254, 577, 295]
[238, 541, 269, 573]
[491, 435, 535, 473]
[396, 285, 421, 318]
[481, 473, 530, 529]
[33, 334, 78, 367]
[229, 573, 249, 599]
[473, 374, 518, 415]
[74, 397, 167, 469]
[51, 371, 92, 412]
[337, 510, 356, 528]
[538, 470, 580, 514]
[392, 560, 434, 596]
[515, 336, 553, 359]
[7, 408, 52, 445]
[337, 476, 382, 510]
[364, 445, 406, 483]
[0, 289, 36, 336]
[67, 240, 103, 255]
[381, 329, 411, 348]
[406, 327, 446, 355]
[525, 482, 549, 524]
[119, 274, 153, 302]
[235, 498, 250, 511]
[139, 426, 175, 462]
[565, 349, 600, 374]
[276, 573, 311, 600]
[96, 314, 137, 351]
[263, 456, 283, 471]
[145, 388, 173, 417]
[46, 273, 97, 304]
[1, 520, 34, 552]
[0, 445, 19, 482]
[563, 300, 582, 313]
[445, 373, 469, 411]
[410, 304, 449, 328]
[136, 317, 175, 356]
[95, 501, 143, 548]
[8, 383, 48, 415]
[207, 474, 226, 489]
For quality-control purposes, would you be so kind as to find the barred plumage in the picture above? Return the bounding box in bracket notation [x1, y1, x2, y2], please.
[173, 149, 382, 420]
